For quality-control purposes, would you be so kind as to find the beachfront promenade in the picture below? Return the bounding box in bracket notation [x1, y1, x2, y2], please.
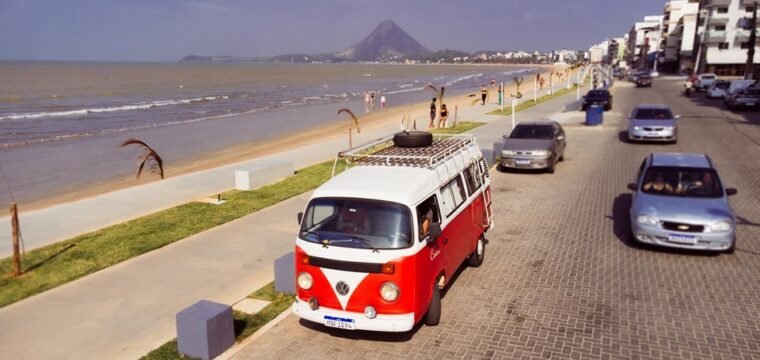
[0, 87, 586, 359]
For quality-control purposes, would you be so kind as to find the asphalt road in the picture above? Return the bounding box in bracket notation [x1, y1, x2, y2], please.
[232, 78, 760, 359]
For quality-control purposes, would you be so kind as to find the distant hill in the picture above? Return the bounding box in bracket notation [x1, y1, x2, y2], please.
[335, 20, 431, 61]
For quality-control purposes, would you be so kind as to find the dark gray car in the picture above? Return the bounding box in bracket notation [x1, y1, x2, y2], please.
[499, 121, 566, 174]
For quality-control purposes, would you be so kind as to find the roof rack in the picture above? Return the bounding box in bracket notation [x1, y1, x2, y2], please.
[332, 134, 477, 177]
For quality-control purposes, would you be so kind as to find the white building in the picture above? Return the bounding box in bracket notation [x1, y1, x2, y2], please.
[662, 0, 701, 72]
[697, 0, 760, 75]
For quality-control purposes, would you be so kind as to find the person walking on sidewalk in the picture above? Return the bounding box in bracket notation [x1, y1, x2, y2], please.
[429, 98, 437, 128]
[481, 85, 488, 105]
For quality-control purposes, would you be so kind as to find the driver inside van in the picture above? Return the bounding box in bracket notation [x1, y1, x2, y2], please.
[336, 206, 368, 234]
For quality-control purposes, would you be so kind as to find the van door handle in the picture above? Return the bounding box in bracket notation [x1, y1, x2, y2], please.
[442, 238, 448, 245]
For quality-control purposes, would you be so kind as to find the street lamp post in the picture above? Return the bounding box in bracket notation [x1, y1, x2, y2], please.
[744, 0, 758, 80]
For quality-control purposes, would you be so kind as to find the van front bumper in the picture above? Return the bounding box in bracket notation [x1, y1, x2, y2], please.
[292, 298, 415, 332]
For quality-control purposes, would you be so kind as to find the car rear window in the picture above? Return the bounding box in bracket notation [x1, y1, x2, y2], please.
[701, 75, 716, 79]
[641, 167, 722, 198]
[633, 108, 673, 119]
[510, 125, 553, 140]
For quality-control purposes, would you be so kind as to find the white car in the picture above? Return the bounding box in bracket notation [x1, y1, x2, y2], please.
[724, 79, 756, 101]
[695, 73, 718, 91]
[706, 81, 730, 99]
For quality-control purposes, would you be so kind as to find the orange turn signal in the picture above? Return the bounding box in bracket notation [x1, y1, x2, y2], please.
[381, 263, 395, 274]
[298, 253, 310, 265]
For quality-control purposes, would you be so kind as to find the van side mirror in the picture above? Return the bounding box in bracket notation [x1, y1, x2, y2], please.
[297, 212, 303, 225]
[427, 223, 442, 243]
[627, 183, 638, 191]
[725, 188, 738, 196]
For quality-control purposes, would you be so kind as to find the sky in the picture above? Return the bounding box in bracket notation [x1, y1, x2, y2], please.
[0, 0, 668, 62]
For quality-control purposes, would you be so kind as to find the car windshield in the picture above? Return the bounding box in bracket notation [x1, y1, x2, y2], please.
[510, 125, 554, 140]
[715, 82, 730, 89]
[641, 167, 722, 198]
[633, 108, 673, 120]
[299, 198, 412, 250]
[701, 75, 716, 80]
[740, 88, 760, 96]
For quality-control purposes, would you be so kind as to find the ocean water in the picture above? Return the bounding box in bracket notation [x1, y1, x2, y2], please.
[0, 61, 537, 148]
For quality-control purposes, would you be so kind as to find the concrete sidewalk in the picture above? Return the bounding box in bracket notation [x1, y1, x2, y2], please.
[0, 87, 588, 360]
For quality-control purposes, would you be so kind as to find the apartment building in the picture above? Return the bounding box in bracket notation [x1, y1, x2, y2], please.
[697, 0, 760, 75]
[662, 0, 700, 72]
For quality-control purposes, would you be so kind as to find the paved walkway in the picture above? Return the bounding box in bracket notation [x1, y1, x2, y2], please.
[0, 86, 588, 360]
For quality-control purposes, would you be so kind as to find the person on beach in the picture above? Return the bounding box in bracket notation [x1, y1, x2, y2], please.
[381, 95, 386, 109]
[481, 85, 488, 105]
[429, 98, 437, 128]
[370, 92, 375, 111]
[497, 85, 503, 105]
[439, 104, 448, 129]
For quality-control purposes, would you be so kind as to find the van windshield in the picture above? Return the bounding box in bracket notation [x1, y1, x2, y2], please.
[299, 198, 413, 250]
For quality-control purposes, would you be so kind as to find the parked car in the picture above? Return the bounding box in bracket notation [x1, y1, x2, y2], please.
[581, 89, 613, 111]
[635, 73, 653, 87]
[724, 79, 756, 100]
[695, 73, 718, 91]
[499, 121, 566, 174]
[627, 104, 679, 143]
[706, 80, 730, 99]
[627, 153, 738, 253]
[725, 87, 760, 110]
[612, 68, 622, 79]
[628, 70, 646, 82]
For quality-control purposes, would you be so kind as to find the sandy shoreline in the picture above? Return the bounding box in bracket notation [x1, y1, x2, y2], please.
[15, 64, 577, 212]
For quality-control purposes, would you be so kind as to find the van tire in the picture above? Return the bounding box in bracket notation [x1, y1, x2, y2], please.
[425, 278, 441, 326]
[468, 235, 485, 267]
[393, 131, 433, 148]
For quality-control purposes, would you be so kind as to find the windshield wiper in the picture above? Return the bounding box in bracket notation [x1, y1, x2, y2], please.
[339, 234, 380, 253]
[300, 229, 324, 241]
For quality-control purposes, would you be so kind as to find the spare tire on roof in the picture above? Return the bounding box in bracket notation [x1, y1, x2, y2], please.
[393, 131, 433, 148]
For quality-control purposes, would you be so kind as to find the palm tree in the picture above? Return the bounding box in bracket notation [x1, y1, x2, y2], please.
[337, 108, 361, 133]
[119, 138, 164, 179]
[511, 76, 524, 99]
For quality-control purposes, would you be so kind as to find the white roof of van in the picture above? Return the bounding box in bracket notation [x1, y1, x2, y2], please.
[314, 166, 443, 206]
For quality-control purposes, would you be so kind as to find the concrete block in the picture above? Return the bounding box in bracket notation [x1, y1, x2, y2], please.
[176, 300, 234, 360]
[274, 252, 295, 294]
[234, 160, 294, 191]
[492, 140, 505, 162]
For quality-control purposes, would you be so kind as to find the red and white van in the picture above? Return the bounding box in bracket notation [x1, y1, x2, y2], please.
[292, 132, 493, 332]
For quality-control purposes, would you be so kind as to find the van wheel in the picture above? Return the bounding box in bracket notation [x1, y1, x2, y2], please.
[393, 131, 433, 148]
[425, 278, 441, 326]
[468, 235, 485, 267]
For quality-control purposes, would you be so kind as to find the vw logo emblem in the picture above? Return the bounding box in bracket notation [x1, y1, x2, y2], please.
[335, 281, 350, 296]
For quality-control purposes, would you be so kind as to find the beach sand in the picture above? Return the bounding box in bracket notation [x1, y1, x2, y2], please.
[8, 65, 579, 212]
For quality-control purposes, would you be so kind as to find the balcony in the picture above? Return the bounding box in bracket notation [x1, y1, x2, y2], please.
[703, 31, 727, 44]
[708, 17, 730, 26]
[703, 0, 731, 8]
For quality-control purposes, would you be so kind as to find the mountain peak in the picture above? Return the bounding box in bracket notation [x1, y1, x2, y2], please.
[336, 20, 430, 61]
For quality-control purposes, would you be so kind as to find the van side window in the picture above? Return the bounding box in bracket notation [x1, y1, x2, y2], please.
[463, 164, 483, 196]
[440, 176, 466, 217]
[416, 195, 441, 241]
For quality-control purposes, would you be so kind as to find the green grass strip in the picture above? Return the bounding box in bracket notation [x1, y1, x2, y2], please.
[489, 76, 591, 116]
[140, 282, 295, 360]
[0, 122, 484, 308]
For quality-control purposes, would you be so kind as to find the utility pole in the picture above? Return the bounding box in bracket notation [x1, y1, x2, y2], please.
[744, 0, 758, 80]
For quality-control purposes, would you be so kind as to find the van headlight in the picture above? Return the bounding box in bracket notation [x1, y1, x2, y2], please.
[709, 221, 732, 232]
[380, 281, 400, 302]
[637, 214, 658, 226]
[297, 272, 313, 290]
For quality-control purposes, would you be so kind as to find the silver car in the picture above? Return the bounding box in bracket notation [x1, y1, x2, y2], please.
[627, 104, 679, 143]
[627, 153, 738, 253]
[499, 121, 566, 174]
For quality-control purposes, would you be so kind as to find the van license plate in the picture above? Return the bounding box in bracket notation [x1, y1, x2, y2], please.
[668, 234, 697, 244]
[324, 315, 356, 330]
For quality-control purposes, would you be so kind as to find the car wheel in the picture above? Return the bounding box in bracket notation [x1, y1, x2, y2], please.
[559, 153, 565, 162]
[581, 105, 587, 111]
[725, 238, 736, 254]
[496, 164, 506, 172]
[547, 161, 556, 174]
[468, 235, 485, 267]
[425, 277, 442, 326]
[604, 104, 611, 111]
